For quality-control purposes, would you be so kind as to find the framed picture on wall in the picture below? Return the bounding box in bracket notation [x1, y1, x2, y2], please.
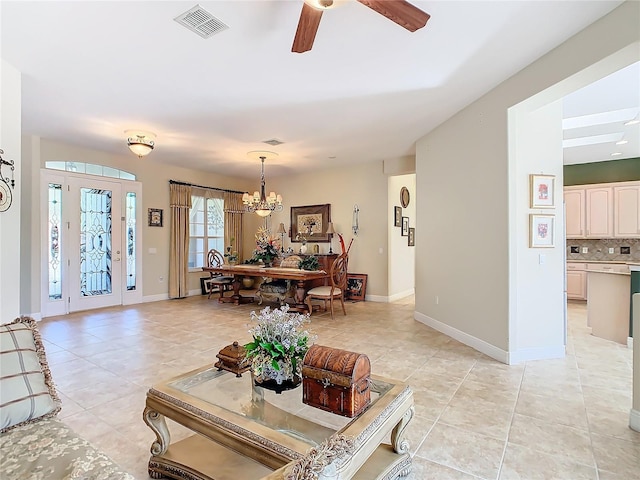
[401, 217, 409, 236]
[290, 204, 331, 242]
[408, 228, 415, 246]
[529, 174, 555, 208]
[529, 214, 555, 248]
[148, 208, 163, 227]
[394, 206, 402, 227]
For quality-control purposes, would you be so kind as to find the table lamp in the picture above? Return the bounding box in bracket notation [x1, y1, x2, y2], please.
[276, 222, 287, 253]
[326, 222, 336, 254]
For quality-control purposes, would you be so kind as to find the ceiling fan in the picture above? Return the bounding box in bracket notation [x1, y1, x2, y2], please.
[292, 0, 430, 53]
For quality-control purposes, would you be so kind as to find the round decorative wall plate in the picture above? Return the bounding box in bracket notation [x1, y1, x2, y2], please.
[0, 182, 12, 212]
[400, 187, 410, 208]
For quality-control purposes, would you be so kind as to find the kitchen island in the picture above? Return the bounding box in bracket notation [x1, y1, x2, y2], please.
[587, 267, 631, 345]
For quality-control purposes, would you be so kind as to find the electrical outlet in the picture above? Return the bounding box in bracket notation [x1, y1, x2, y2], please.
[581, 247, 588, 254]
[608, 247, 615, 254]
[435, 296, 439, 305]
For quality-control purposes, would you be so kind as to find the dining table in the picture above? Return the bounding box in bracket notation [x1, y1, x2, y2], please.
[202, 264, 329, 312]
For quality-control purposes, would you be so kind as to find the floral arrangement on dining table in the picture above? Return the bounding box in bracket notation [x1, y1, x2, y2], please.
[244, 305, 316, 387]
[249, 226, 280, 266]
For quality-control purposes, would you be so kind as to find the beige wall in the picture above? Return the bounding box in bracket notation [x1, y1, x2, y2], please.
[25, 137, 255, 310]
[415, 1, 640, 362]
[388, 174, 415, 299]
[264, 161, 389, 299]
[23, 137, 392, 314]
[0, 60, 21, 319]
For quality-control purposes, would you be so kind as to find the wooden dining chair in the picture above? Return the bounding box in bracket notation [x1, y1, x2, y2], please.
[206, 249, 234, 302]
[304, 253, 348, 319]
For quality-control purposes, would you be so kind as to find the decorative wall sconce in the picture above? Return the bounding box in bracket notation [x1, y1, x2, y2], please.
[0, 149, 15, 213]
[352, 205, 359, 236]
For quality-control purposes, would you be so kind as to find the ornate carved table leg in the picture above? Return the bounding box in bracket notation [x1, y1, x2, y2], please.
[390, 405, 414, 478]
[289, 279, 309, 312]
[144, 406, 171, 478]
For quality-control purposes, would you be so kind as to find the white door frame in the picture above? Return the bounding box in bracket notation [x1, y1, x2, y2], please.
[40, 170, 143, 317]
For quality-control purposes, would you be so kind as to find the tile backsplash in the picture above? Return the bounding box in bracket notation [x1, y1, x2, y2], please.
[566, 238, 640, 262]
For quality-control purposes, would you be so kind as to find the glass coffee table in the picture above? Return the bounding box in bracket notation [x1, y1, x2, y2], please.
[143, 365, 414, 480]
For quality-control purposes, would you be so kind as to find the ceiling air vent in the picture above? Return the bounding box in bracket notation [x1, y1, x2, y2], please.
[263, 139, 284, 146]
[174, 4, 229, 39]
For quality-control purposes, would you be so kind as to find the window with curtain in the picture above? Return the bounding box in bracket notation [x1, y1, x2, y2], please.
[188, 195, 224, 268]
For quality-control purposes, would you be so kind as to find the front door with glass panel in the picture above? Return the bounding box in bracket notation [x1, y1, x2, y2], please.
[42, 171, 142, 317]
[68, 177, 122, 311]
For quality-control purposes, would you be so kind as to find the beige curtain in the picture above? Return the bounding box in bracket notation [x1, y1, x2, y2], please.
[169, 184, 192, 298]
[224, 192, 244, 261]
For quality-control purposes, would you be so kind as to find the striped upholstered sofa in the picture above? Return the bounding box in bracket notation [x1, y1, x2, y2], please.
[0, 316, 134, 480]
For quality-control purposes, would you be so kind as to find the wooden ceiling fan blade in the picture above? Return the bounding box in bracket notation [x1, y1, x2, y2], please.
[357, 0, 430, 32]
[292, 3, 323, 53]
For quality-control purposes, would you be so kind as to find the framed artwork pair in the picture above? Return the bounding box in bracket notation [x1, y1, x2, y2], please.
[529, 174, 555, 248]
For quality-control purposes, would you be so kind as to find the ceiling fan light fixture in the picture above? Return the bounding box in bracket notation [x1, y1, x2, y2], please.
[125, 130, 156, 158]
[305, 0, 335, 9]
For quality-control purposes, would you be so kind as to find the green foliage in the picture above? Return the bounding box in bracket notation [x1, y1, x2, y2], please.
[243, 305, 316, 384]
[298, 255, 319, 271]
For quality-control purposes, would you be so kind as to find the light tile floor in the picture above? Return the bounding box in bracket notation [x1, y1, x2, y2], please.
[37, 296, 639, 479]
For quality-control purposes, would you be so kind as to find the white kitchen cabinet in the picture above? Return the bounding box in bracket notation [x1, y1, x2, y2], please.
[566, 263, 587, 300]
[614, 183, 640, 238]
[564, 188, 585, 238]
[585, 187, 613, 238]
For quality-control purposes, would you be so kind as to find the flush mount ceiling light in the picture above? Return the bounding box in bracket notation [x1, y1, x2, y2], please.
[242, 151, 283, 217]
[125, 130, 156, 158]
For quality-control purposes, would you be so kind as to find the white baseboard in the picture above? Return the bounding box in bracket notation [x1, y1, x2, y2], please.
[387, 289, 415, 303]
[508, 345, 566, 364]
[414, 311, 509, 364]
[28, 312, 43, 321]
[364, 294, 387, 303]
[142, 293, 170, 303]
[630, 408, 640, 433]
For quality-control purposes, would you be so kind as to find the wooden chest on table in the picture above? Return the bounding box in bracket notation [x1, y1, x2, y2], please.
[302, 344, 371, 418]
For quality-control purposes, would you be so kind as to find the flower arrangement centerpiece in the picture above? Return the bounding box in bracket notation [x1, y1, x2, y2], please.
[251, 227, 280, 267]
[244, 305, 316, 392]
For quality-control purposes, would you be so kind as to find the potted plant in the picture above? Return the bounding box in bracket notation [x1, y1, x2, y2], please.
[298, 255, 319, 271]
[224, 237, 238, 264]
[244, 305, 316, 393]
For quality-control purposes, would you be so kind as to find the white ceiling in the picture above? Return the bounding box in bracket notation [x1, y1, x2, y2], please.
[1, 0, 635, 179]
[562, 61, 639, 166]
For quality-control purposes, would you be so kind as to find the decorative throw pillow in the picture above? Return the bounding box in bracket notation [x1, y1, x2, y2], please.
[0, 316, 61, 433]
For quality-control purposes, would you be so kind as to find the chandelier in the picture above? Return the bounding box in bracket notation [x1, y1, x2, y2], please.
[242, 151, 283, 217]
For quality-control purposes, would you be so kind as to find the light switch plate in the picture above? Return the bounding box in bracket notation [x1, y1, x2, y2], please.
[582, 247, 588, 253]
[608, 247, 615, 254]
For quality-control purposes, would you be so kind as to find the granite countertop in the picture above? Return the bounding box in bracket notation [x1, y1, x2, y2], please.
[586, 269, 631, 276]
[567, 260, 640, 265]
